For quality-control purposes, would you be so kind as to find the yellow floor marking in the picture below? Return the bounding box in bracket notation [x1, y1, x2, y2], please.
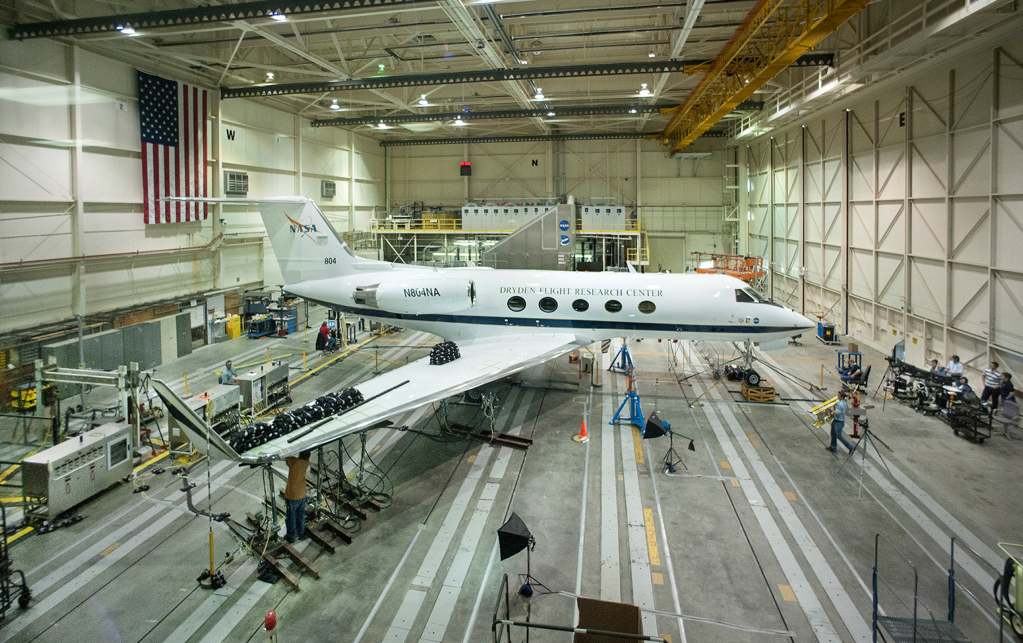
[751, 440, 760, 446]
[467, 455, 476, 463]
[618, 474, 624, 481]
[779, 584, 798, 602]
[746, 431, 755, 437]
[730, 478, 740, 487]
[5, 526, 32, 545]
[133, 450, 169, 475]
[632, 428, 644, 464]
[784, 491, 797, 501]
[660, 635, 672, 643]
[100, 543, 121, 556]
[0, 451, 38, 484]
[644, 508, 660, 566]
[720, 461, 731, 469]
[651, 572, 664, 585]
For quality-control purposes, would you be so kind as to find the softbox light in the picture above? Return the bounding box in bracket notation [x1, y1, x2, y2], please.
[497, 512, 532, 561]
[643, 412, 668, 439]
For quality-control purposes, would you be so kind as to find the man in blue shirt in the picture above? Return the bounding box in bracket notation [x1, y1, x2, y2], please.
[828, 390, 857, 454]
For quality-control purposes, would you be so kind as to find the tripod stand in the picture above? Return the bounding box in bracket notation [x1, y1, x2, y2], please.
[662, 431, 690, 473]
[836, 421, 894, 500]
[517, 542, 552, 597]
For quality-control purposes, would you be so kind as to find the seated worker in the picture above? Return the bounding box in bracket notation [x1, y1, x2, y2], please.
[840, 365, 864, 383]
[946, 355, 964, 376]
[218, 360, 236, 385]
[316, 322, 336, 351]
[957, 376, 973, 394]
[929, 359, 947, 376]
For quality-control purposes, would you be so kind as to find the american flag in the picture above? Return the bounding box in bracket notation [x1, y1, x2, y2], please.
[138, 71, 209, 224]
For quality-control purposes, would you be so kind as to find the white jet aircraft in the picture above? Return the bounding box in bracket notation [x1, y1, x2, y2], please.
[154, 197, 813, 463]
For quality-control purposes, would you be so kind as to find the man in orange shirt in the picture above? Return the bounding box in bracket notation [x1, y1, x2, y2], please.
[284, 451, 311, 543]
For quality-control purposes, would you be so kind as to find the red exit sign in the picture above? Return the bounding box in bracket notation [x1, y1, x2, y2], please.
[460, 161, 471, 176]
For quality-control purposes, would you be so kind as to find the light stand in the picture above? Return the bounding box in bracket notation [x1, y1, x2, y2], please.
[517, 537, 552, 598]
[642, 411, 695, 474]
[497, 512, 551, 598]
[836, 420, 894, 500]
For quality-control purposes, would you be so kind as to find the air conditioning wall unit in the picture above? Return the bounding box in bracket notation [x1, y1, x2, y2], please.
[321, 180, 337, 198]
[224, 171, 249, 195]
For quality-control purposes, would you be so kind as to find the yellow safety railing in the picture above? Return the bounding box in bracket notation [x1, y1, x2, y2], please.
[372, 219, 460, 232]
[578, 220, 642, 233]
[627, 247, 650, 263]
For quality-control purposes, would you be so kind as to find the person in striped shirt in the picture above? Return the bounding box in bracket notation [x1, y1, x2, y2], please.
[981, 362, 1002, 408]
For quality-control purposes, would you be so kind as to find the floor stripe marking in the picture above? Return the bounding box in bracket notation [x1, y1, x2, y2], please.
[619, 416, 657, 634]
[600, 367, 622, 603]
[644, 508, 660, 566]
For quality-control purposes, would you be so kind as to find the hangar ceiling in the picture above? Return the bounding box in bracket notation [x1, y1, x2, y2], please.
[1, 0, 855, 145]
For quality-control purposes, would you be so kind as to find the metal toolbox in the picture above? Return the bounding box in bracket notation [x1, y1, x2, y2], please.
[22, 423, 133, 517]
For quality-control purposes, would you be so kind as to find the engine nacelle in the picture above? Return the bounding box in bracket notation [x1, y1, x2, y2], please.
[353, 278, 476, 315]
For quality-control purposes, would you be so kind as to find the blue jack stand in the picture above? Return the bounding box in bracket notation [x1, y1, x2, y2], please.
[611, 390, 645, 429]
[608, 343, 635, 373]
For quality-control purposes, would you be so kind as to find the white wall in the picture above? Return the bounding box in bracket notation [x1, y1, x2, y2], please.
[387, 137, 733, 270]
[0, 39, 384, 334]
[744, 30, 1023, 380]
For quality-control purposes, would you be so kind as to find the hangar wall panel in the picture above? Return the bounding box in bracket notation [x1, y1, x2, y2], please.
[387, 139, 731, 270]
[744, 32, 1023, 380]
[0, 39, 384, 335]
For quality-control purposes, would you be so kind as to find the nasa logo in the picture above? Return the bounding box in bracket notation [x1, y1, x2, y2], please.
[753, 317, 760, 324]
[559, 220, 570, 231]
[285, 214, 317, 236]
[559, 235, 570, 246]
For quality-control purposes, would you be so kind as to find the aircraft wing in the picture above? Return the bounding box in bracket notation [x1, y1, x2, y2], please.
[156, 332, 586, 463]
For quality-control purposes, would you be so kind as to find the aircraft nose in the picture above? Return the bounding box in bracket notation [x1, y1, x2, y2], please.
[795, 311, 815, 330]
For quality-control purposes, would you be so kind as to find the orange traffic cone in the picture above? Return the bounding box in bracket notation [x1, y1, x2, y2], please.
[573, 417, 590, 443]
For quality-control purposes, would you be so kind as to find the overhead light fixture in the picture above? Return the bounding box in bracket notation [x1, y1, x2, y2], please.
[330, 99, 340, 111]
[534, 88, 544, 100]
[418, 94, 429, 106]
[639, 83, 651, 97]
[119, 26, 137, 36]
[378, 63, 386, 72]
[519, 59, 528, 65]
[269, 11, 287, 22]
[546, 111, 555, 117]
[377, 120, 390, 129]
[648, 52, 656, 58]
[453, 116, 466, 126]
[629, 109, 638, 114]
[265, 71, 274, 81]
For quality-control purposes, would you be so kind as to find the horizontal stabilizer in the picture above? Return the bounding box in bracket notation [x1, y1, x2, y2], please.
[152, 380, 244, 461]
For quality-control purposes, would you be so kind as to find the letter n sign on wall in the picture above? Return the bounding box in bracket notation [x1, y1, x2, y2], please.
[460, 161, 472, 176]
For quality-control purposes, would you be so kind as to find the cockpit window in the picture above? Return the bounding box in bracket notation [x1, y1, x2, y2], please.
[735, 288, 769, 304]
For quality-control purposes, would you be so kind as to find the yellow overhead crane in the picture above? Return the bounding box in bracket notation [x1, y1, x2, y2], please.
[658, 0, 871, 154]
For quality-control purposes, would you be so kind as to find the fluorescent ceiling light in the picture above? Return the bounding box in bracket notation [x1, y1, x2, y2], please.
[546, 111, 555, 117]
[269, 12, 287, 22]
[330, 100, 340, 110]
[453, 117, 467, 126]
[377, 121, 390, 129]
[119, 26, 137, 36]
[648, 52, 656, 58]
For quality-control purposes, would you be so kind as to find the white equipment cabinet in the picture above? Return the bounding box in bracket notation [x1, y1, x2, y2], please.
[22, 423, 133, 517]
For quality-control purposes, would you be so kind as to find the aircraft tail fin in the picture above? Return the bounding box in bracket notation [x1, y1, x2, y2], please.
[163, 197, 364, 284]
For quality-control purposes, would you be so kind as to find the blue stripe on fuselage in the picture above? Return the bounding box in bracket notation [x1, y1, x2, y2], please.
[300, 297, 796, 335]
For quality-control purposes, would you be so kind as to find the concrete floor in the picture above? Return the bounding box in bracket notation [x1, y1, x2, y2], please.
[1, 324, 1021, 643]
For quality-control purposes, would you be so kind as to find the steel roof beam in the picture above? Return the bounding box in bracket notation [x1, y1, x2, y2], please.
[380, 132, 712, 147]
[658, 0, 864, 153]
[313, 101, 762, 127]
[8, 0, 441, 40]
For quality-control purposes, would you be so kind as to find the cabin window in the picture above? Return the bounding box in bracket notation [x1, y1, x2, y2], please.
[638, 301, 656, 314]
[507, 296, 526, 312]
[538, 297, 558, 313]
[484, 209, 489, 214]
[572, 299, 589, 312]
[504, 209, 509, 214]
[605, 300, 622, 313]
